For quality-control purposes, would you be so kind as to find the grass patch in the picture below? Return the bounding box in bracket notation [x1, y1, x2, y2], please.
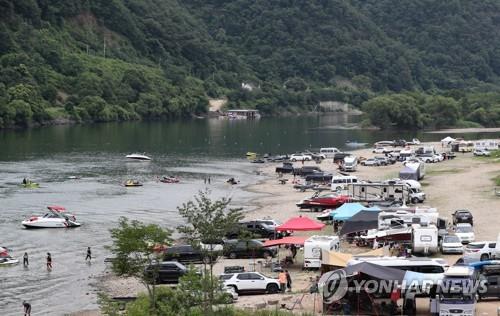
[427, 168, 465, 175]
[493, 175, 500, 186]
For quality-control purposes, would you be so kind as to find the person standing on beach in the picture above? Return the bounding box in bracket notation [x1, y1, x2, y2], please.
[285, 270, 292, 292]
[23, 301, 31, 316]
[23, 252, 29, 267]
[46, 252, 52, 270]
[278, 271, 287, 293]
[85, 247, 92, 261]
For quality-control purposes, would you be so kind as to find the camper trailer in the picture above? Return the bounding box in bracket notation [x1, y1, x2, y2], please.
[404, 160, 425, 180]
[378, 210, 439, 230]
[303, 235, 340, 269]
[412, 223, 438, 255]
[474, 139, 499, 151]
[343, 156, 358, 172]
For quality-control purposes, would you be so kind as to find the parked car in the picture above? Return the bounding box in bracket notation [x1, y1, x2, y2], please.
[374, 156, 389, 166]
[454, 223, 475, 244]
[373, 147, 391, 154]
[293, 166, 322, 176]
[304, 172, 333, 183]
[290, 153, 312, 162]
[252, 218, 291, 235]
[226, 221, 283, 240]
[440, 234, 464, 254]
[474, 149, 491, 156]
[144, 261, 189, 284]
[163, 244, 217, 264]
[452, 209, 473, 226]
[361, 158, 380, 166]
[275, 162, 294, 174]
[221, 272, 280, 294]
[464, 241, 500, 261]
[223, 239, 276, 259]
[393, 139, 407, 147]
[478, 265, 500, 300]
[418, 154, 436, 163]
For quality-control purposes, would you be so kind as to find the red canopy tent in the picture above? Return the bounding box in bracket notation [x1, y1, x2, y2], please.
[276, 216, 325, 232]
[263, 236, 308, 247]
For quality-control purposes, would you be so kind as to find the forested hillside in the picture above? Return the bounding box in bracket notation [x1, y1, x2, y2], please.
[1, 0, 499, 129]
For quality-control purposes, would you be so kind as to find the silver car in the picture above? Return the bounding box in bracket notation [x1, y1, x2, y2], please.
[440, 235, 464, 254]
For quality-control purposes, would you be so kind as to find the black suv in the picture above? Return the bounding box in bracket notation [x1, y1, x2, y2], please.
[163, 244, 217, 264]
[226, 221, 282, 240]
[452, 209, 473, 226]
[144, 261, 189, 284]
[223, 239, 277, 259]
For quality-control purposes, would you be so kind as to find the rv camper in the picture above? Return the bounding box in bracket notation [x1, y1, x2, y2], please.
[343, 155, 358, 172]
[412, 223, 438, 255]
[303, 235, 340, 269]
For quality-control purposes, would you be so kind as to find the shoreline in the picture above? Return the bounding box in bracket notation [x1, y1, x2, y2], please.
[425, 127, 500, 134]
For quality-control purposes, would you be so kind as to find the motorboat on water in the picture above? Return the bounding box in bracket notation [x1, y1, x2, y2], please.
[22, 206, 81, 229]
[124, 179, 143, 187]
[0, 256, 19, 265]
[159, 176, 179, 183]
[126, 153, 151, 161]
[345, 141, 368, 148]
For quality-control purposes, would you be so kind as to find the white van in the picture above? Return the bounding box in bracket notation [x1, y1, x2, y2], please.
[330, 175, 358, 191]
[304, 235, 340, 269]
[320, 147, 340, 158]
[343, 156, 358, 172]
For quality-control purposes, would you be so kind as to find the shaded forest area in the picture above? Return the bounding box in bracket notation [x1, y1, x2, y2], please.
[1, 0, 499, 129]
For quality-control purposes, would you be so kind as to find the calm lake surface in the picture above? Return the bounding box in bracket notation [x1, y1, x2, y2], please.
[0, 115, 497, 315]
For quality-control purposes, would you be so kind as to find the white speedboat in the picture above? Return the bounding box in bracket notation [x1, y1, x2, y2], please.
[22, 206, 81, 229]
[126, 153, 151, 161]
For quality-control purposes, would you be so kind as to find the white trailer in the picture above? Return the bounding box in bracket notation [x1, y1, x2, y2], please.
[303, 235, 340, 269]
[412, 223, 438, 255]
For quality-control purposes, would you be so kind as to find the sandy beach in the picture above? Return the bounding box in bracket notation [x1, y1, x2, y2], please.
[97, 141, 500, 314]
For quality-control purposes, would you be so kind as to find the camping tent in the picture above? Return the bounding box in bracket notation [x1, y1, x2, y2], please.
[263, 236, 307, 247]
[319, 261, 407, 286]
[399, 166, 418, 181]
[331, 203, 379, 221]
[276, 216, 325, 232]
[321, 248, 385, 268]
[339, 210, 381, 236]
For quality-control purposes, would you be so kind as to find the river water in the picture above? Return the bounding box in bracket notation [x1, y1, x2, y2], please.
[0, 115, 497, 315]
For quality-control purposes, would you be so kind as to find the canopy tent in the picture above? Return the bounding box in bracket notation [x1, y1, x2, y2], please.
[331, 203, 380, 221]
[399, 166, 418, 181]
[263, 236, 308, 247]
[319, 262, 407, 286]
[441, 136, 456, 143]
[321, 248, 386, 268]
[339, 210, 381, 236]
[276, 216, 325, 232]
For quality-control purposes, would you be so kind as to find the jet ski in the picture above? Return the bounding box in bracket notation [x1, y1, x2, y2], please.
[126, 153, 151, 161]
[159, 176, 179, 183]
[22, 206, 81, 228]
[0, 256, 19, 266]
[124, 179, 143, 187]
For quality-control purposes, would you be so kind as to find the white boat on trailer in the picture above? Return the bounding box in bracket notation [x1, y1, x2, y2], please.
[126, 153, 151, 161]
[22, 206, 81, 229]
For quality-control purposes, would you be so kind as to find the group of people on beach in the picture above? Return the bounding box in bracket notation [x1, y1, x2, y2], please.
[20, 247, 92, 315]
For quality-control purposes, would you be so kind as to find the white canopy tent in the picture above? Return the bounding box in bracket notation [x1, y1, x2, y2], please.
[441, 136, 455, 144]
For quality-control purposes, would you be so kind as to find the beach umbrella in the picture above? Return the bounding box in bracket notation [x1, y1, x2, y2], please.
[276, 215, 325, 232]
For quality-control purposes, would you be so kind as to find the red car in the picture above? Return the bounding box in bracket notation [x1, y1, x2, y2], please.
[296, 193, 351, 212]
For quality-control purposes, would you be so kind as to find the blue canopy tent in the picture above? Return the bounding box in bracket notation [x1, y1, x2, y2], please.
[331, 203, 380, 221]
